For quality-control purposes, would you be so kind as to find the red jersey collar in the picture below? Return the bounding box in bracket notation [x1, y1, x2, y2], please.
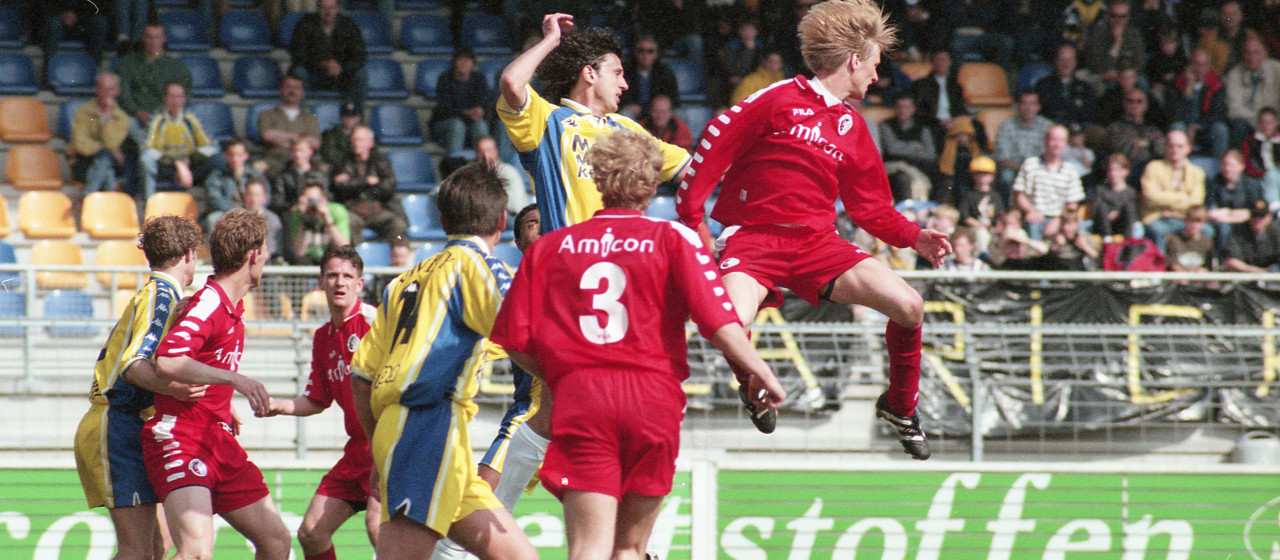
[204, 276, 245, 319]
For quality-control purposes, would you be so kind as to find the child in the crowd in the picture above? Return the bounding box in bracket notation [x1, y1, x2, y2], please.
[1165, 205, 1216, 272]
[1091, 153, 1141, 239]
[942, 227, 988, 271]
[988, 207, 1050, 269]
[958, 155, 1005, 254]
[1049, 212, 1100, 270]
[1063, 125, 1095, 179]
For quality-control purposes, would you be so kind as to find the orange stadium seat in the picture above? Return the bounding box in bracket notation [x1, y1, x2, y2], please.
[898, 61, 931, 81]
[82, 192, 141, 239]
[6, 145, 63, 190]
[31, 239, 88, 289]
[0, 196, 13, 238]
[859, 106, 893, 126]
[144, 191, 200, 224]
[18, 191, 77, 238]
[957, 62, 1013, 107]
[95, 239, 148, 290]
[976, 108, 1016, 152]
[299, 289, 329, 321]
[0, 97, 52, 143]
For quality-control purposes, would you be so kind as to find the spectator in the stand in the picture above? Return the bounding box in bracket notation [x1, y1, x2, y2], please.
[1146, 25, 1188, 96]
[912, 49, 970, 143]
[1141, 130, 1207, 253]
[257, 75, 322, 177]
[1099, 66, 1167, 128]
[1131, 0, 1176, 59]
[1109, 88, 1167, 178]
[1034, 44, 1098, 128]
[1243, 107, 1280, 205]
[933, 0, 1013, 71]
[361, 234, 410, 305]
[1197, 1, 1258, 76]
[1062, 0, 1107, 45]
[332, 125, 405, 244]
[1168, 48, 1229, 158]
[70, 73, 130, 195]
[994, 91, 1055, 200]
[114, 0, 152, 47]
[619, 36, 680, 118]
[1166, 205, 1216, 272]
[959, 155, 1004, 254]
[715, 19, 763, 107]
[287, 182, 350, 266]
[938, 116, 984, 203]
[635, 0, 705, 64]
[1222, 199, 1280, 271]
[272, 138, 330, 218]
[140, 82, 218, 200]
[320, 102, 361, 169]
[1062, 125, 1095, 177]
[941, 227, 987, 271]
[1092, 153, 1141, 239]
[242, 177, 285, 260]
[41, 0, 108, 68]
[1225, 37, 1280, 147]
[730, 51, 785, 107]
[1206, 149, 1266, 249]
[116, 22, 193, 140]
[475, 136, 527, 214]
[880, 92, 940, 203]
[639, 95, 693, 154]
[1047, 213, 1099, 270]
[1080, 0, 1147, 92]
[988, 207, 1050, 269]
[430, 47, 492, 154]
[201, 138, 267, 231]
[1012, 125, 1085, 240]
[289, 0, 369, 110]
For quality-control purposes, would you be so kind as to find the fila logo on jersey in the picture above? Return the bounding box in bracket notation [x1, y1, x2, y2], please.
[792, 108, 814, 116]
[838, 114, 853, 135]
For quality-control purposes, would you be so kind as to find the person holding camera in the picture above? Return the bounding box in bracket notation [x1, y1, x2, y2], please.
[287, 182, 351, 265]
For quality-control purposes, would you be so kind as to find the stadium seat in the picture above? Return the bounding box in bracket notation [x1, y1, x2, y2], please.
[299, 289, 329, 321]
[7, 146, 63, 191]
[666, 59, 707, 103]
[0, 7, 24, 49]
[957, 62, 1012, 107]
[233, 56, 283, 99]
[414, 57, 452, 99]
[19, 191, 76, 239]
[0, 241, 18, 291]
[646, 196, 678, 221]
[81, 192, 141, 240]
[1017, 62, 1054, 95]
[356, 242, 392, 267]
[279, 12, 305, 48]
[397, 0, 441, 9]
[241, 292, 295, 328]
[349, 12, 394, 54]
[860, 106, 893, 125]
[45, 290, 98, 337]
[402, 193, 447, 240]
[144, 191, 200, 224]
[400, 14, 453, 55]
[95, 239, 148, 290]
[56, 99, 89, 141]
[46, 53, 97, 96]
[365, 58, 409, 100]
[31, 240, 87, 289]
[676, 104, 713, 142]
[310, 101, 343, 130]
[0, 198, 12, 239]
[898, 61, 931, 81]
[0, 97, 53, 143]
[369, 103, 424, 146]
[492, 243, 522, 269]
[186, 101, 236, 142]
[1190, 155, 1219, 179]
[220, 10, 273, 52]
[244, 100, 278, 142]
[975, 108, 1015, 152]
[476, 58, 513, 90]
[181, 55, 226, 98]
[413, 241, 442, 263]
[0, 292, 25, 337]
[0, 53, 39, 95]
[461, 14, 513, 55]
[160, 10, 212, 51]
[389, 150, 438, 193]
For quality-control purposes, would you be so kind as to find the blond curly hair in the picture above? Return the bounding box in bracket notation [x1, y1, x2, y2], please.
[587, 129, 663, 211]
[798, 0, 897, 75]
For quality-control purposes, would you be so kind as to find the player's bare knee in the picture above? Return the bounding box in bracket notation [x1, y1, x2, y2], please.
[296, 522, 324, 549]
[253, 523, 293, 559]
[892, 292, 924, 329]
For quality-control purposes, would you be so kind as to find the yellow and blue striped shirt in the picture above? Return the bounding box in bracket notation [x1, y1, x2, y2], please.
[144, 109, 213, 162]
[88, 272, 182, 414]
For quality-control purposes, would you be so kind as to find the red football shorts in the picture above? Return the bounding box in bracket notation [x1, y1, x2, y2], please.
[717, 224, 871, 308]
[141, 413, 269, 514]
[315, 443, 373, 503]
[540, 370, 684, 500]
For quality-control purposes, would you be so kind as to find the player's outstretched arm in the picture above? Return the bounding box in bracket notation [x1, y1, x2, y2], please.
[261, 395, 326, 417]
[499, 13, 574, 111]
[709, 324, 786, 409]
[155, 355, 270, 416]
[123, 359, 207, 402]
[913, 228, 954, 269]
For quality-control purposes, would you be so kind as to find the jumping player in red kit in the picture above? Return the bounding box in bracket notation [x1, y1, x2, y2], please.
[491, 129, 787, 560]
[674, 0, 950, 458]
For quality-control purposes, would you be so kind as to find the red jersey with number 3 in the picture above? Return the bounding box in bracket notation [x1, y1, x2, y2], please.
[492, 209, 740, 387]
[304, 302, 376, 455]
[152, 277, 245, 425]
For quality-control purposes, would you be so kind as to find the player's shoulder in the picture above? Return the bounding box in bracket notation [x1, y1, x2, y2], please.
[182, 283, 224, 321]
[356, 302, 377, 327]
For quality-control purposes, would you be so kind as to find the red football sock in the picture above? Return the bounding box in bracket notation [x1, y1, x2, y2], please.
[305, 546, 337, 560]
[885, 321, 922, 416]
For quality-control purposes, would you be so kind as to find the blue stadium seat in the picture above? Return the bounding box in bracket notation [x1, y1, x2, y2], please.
[666, 59, 707, 103]
[155, 0, 189, 6]
[397, 0, 441, 9]
[186, 101, 236, 142]
[47, 53, 97, 95]
[365, 58, 409, 100]
[355, 242, 392, 268]
[310, 101, 343, 131]
[676, 104, 714, 141]
[401, 193, 447, 240]
[280, 12, 305, 48]
[0, 7, 25, 49]
[0, 291, 24, 337]
[369, 103, 424, 146]
[220, 11, 274, 52]
[244, 100, 278, 143]
[233, 56, 283, 98]
[389, 150, 438, 193]
[477, 58, 513, 90]
[0, 53, 39, 95]
[45, 290, 98, 337]
[348, 12, 394, 54]
[0, 242, 19, 290]
[160, 10, 211, 52]
[414, 57, 452, 99]
[461, 14, 513, 55]
[492, 243, 523, 269]
[413, 241, 443, 262]
[1190, 155, 1219, 179]
[58, 99, 90, 140]
[1017, 62, 1054, 95]
[646, 196, 678, 221]
[180, 55, 226, 98]
[401, 14, 452, 55]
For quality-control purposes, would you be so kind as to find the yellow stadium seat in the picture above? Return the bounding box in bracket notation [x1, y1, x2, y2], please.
[32, 239, 88, 289]
[242, 292, 294, 336]
[0, 197, 13, 239]
[957, 62, 1013, 107]
[0, 97, 52, 143]
[975, 108, 1016, 152]
[144, 191, 200, 224]
[299, 289, 329, 321]
[18, 191, 77, 239]
[95, 239, 148, 290]
[6, 145, 63, 191]
[860, 106, 894, 126]
[898, 61, 931, 81]
[82, 192, 141, 240]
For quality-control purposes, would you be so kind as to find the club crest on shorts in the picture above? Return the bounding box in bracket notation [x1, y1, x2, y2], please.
[189, 458, 207, 477]
[347, 334, 360, 352]
[720, 258, 740, 270]
[838, 114, 853, 136]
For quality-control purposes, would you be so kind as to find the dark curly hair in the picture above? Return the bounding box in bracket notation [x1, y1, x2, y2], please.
[536, 27, 622, 103]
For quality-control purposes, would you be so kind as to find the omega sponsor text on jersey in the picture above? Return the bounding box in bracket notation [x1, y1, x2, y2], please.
[557, 227, 656, 258]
